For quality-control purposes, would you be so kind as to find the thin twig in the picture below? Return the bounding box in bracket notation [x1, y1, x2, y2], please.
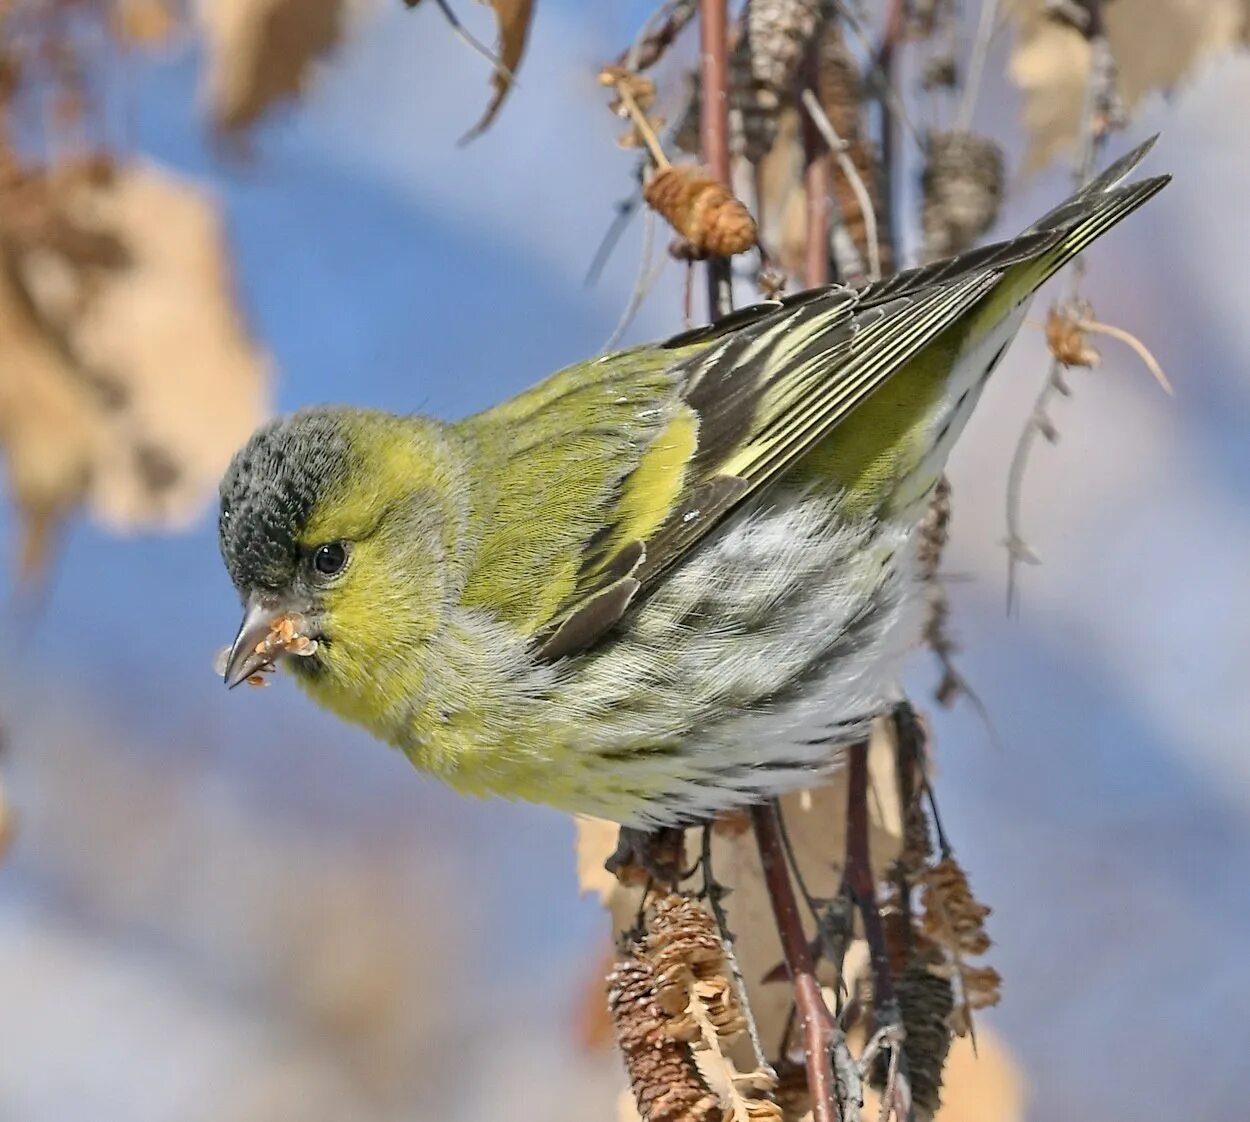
[1075, 317, 1175, 395]
[774, 805, 854, 1003]
[873, 0, 907, 273]
[836, 0, 923, 154]
[620, 0, 700, 72]
[601, 207, 661, 351]
[955, 0, 1001, 131]
[584, 188, 642, 287]
[701, 825, 776, 1083]
[840, 741, 912, 1122]
[801, 40, 832, 289]
[753, 801, 843, 1122]
[612, 78, 671, 169]
[427, 0, 515, 84]
[1004, 3, 1117, 611]
[800, 89, 881, 281]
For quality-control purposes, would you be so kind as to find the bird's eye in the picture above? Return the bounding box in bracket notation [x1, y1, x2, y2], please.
[311, 541, 349, 578]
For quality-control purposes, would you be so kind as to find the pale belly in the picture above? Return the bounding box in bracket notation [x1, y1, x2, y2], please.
[550, 492, 922, 826]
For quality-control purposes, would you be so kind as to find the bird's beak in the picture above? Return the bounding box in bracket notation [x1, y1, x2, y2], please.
[222, 591, 314, 689]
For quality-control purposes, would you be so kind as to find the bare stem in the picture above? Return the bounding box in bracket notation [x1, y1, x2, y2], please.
[955, 0, 1001, 132]
[1076, 317, 1175, 395]
[1004, 1, 1117, 611]
[841, 740, 911, 1122]
[800, 89, 881, 281]
[801, 43, 832, 288]
[429, 0, 514, 83]
[702, 825, 776, 1083]
[614, 80, 671, 169]
[621, 0, 700, 72]
[753, 801, 843, 1122]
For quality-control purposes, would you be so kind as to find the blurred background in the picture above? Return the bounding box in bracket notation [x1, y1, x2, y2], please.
[1, 1, 1248, 1120]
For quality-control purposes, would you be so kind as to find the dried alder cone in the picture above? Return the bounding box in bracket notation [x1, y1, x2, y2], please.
[644, 166, 758, 259]
[921, 131, 1005, 262]
[733, 0, 825, 162]
[892, 956, 955, 1118]
[609, 955, 723, 1122]
[610, 893, 780, 1122]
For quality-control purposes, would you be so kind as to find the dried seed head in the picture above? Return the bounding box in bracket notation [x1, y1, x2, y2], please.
[608, 955, 723, 1122]
[920, 857, 993, 958]
[921, 55, 959, 92]
[644, 165, 758, 258]
[744, 0, 824, 97]
[893, 957, 956, 1116]
[1046, 302, 1101, 367]
[921, 131, 1005, 261]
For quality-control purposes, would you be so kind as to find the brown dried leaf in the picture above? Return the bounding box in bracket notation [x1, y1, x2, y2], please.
[198, 0, 348, 135]
[1008, 0, 1250, 172]
[917, 855, 999, 1040]
[0, 162, 268, 578]
[460, 0, 536, 143]
[920, 858, 992, 958]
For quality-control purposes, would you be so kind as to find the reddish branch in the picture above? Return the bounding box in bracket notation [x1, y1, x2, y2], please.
[841, 742, 897, 1011]
[752, 802, 842, 1122]
[698, 0, 733, 319]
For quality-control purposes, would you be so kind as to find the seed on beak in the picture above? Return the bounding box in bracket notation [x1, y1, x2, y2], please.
[217, 611, 320, 688]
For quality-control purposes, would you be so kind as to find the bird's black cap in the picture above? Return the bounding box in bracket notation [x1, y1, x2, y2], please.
[218, 409, 355, 594]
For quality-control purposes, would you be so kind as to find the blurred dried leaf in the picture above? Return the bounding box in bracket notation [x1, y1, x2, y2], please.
[1008, 0, 1250, 171]
[459, 0, 536, 143]
[0, 246, 100, 578]
[198, 0, 348, 135]
[576, 814, 625, 905]
[113, 0, 182, 48]
[0, 772, 14, 860]
[0, 162, 268, 577]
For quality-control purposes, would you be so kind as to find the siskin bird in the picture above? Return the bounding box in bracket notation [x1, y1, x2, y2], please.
[218, 140, 1167, 828]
